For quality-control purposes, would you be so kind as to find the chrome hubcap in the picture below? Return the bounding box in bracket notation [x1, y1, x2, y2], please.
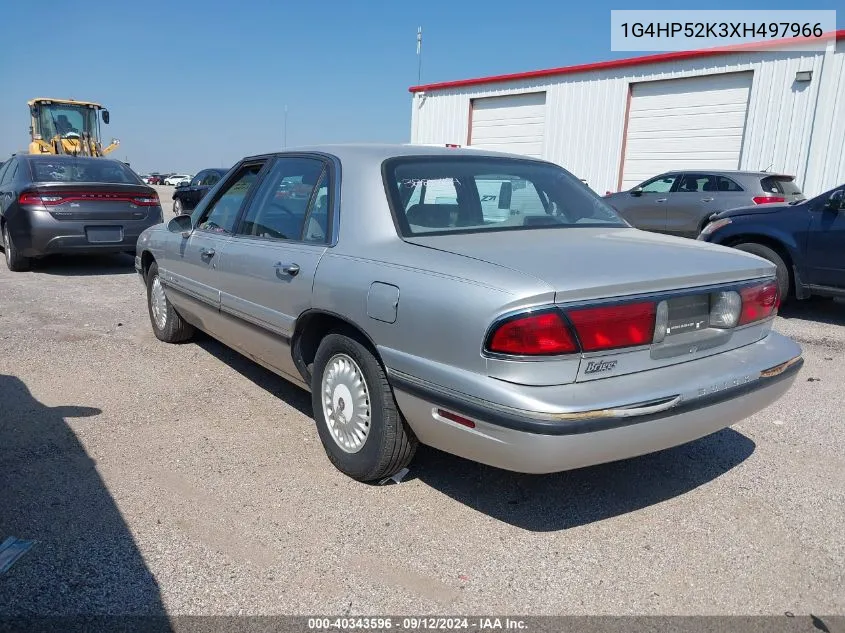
[322, 353, 371, 453]
[150, 275, 168, 330]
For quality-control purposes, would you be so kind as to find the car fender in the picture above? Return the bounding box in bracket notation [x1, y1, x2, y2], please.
[708, 220, 805, 277]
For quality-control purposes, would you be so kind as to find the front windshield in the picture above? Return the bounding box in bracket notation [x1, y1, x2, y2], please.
[385, 156, 627, 237]
[37, 104, 98, 140]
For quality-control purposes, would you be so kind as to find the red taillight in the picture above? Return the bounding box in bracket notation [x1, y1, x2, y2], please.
[132, 194, 160, 206]
[739, 282, 779, 325]
[487, 311, 577, 356]
[19, 192, 47, 205]
[567, 302, 656, 352]
[18, 191, 159, 206]
[752, 196, 786, 204]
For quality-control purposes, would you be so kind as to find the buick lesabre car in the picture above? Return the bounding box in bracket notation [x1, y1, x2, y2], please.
[134, 145, 803, 482]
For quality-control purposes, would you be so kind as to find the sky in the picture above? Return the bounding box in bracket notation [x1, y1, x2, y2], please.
[0, 0, 841, 174]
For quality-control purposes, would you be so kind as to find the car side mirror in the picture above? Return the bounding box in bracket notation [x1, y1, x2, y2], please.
[630, 187, 643, 197]
[102, 109, 110, 124]
[825, 190, 845, 211]
[168, 214, 192, 236]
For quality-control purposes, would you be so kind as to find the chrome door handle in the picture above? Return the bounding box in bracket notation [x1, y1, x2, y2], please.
[274, 262, 300, 276]
[655, 198, 667, 203]
[701, 197, 714, 202]
[199, 247, 216, 258]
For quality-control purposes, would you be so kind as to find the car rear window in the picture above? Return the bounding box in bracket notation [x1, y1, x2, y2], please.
[760, 175, 802, 196]
[28, 158, 142, 184]
[384, 157, 626, 236]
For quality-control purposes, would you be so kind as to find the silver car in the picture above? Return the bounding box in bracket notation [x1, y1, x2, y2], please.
[605, 170, 805, 238]
[135, 145, 803, 482]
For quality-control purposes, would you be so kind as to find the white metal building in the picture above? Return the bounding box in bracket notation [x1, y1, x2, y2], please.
[409, 32, 845, 197]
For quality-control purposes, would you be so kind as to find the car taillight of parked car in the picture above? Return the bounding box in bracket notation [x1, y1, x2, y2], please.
[19, 191, 161, 207]
[752, 195, 786, 204]
[485, 282, 778, 356]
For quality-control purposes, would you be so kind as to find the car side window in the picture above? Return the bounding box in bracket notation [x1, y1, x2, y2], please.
[0, 160, 15, 186]
[639, 175, 676, 193]
[190, 172, 205, 186]
[236, 157, 327, 242]
[676, 174, 718, 193]
[196, 163, 264, 235]
[717, 176, 743, 192]
[202, 172, 221, 186]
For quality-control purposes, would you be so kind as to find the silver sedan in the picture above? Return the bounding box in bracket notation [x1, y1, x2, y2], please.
[135, 144, 803, 482]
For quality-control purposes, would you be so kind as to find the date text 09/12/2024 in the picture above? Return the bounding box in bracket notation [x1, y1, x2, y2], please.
[307, 617, 528, 631]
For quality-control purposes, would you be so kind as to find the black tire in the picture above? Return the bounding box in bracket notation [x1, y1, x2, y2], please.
[734, 242, 790, 301]
[311, 333, 417, 482]
[2, 223, 31, 272]
[173, 198, 182, 215]
[145, 261, 194, 343]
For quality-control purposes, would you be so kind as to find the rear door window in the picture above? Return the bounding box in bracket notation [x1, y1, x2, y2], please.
[717, 176, 744, 192]
[676, 174, 718, 193]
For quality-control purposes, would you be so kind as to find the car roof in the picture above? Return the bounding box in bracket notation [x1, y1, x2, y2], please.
[240, 143, 551, 165]
[658, 169, 794, 179]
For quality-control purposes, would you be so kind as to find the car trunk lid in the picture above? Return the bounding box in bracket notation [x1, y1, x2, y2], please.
[406, 227, 774, 303]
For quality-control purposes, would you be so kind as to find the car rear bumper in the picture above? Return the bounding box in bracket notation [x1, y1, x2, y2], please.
[388, 332, 802, 473]
[9, 212, 161, 257]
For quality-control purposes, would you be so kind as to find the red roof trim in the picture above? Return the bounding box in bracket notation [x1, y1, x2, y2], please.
[408, 29, 845, 93]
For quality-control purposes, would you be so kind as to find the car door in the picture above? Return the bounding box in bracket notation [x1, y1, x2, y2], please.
[665, 173, 720, 238]
[184, 171, 205, 208]
[805, 186, 845, 289]
[162, 161, 267, 333]
[613, 174, 677, 233]
[215, 155, 333, 380]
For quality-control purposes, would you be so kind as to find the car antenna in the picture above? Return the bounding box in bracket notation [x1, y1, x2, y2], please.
[761, 162, 773, 172]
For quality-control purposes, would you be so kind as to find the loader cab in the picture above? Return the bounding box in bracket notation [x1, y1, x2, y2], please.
[27, 98, 119, 157]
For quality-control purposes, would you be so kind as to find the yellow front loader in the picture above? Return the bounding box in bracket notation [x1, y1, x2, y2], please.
[27, 98, 120, 157]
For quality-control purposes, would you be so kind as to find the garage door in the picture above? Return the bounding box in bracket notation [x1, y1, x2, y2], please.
[469, 92, 546, 158]
[620, 72, 752, 190]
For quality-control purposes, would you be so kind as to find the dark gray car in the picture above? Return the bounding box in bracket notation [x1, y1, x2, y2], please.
[605, 170, 805, 238]
[0, 155, 163, 271]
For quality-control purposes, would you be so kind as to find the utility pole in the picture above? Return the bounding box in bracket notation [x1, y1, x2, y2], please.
[416, 27, 423, 84]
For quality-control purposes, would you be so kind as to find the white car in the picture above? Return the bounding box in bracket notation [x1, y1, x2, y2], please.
[164, 174, 192, 186]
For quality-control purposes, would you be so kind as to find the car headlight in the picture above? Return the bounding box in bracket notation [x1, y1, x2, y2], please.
[698, 217, 732, 239]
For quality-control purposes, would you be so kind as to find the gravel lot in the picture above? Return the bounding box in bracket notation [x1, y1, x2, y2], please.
[0, 211, 843, 616]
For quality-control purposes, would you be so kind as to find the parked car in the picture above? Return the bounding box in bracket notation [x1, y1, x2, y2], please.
[134, 145, 802, 482]
[164, 174, 192, 186]
[605, 171, 805, 238]
[172, 168, 229, 215]
[0, 155, 163, 271]
[698, 183, 845, 301]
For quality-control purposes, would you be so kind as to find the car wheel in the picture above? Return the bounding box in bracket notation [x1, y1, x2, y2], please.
[312, 333, 418, 482]
[734, 242, 791, 301]
[173, 198, 182, 215]
[146, 261, 194, 343]
[2, 223, 31, 272]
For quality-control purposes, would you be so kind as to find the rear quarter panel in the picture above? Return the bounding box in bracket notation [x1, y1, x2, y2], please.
[310, 240, 554, 386]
